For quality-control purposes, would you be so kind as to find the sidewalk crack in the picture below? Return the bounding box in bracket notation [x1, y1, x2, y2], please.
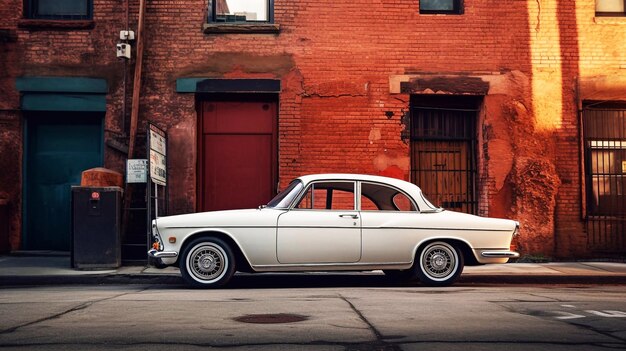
[0, 288, 149, 335]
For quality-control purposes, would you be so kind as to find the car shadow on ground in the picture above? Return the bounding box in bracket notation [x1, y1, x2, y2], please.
[169, 272, 425, 290]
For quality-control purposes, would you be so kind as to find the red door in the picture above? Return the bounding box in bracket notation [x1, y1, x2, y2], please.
[199, 98, 277, 211]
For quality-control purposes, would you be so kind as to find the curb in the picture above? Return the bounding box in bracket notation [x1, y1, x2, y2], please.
[2, 273, 626, 287]
[458, 275, 626, 285]
[0, 274, 184, 287]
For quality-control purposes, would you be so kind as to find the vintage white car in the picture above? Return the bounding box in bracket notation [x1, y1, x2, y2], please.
[149, 174, 519, 288]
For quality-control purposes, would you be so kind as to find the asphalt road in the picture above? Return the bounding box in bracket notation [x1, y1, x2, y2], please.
[0, 280, 625, 350]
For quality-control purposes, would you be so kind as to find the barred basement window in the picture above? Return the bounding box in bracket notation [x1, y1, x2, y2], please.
[420, 0, 463, 15]
[596, 0, 626, 16]
[25, 0, 92, 20]
[208, 0, 274, 23]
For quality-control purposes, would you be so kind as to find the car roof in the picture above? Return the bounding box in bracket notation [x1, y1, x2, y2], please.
[295, 173, 422, 192]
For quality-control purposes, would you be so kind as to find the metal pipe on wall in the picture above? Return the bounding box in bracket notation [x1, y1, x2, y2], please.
[128, 0, 146, 159]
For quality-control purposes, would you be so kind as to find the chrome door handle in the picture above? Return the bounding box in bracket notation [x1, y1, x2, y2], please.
[339, 214, 358, 219]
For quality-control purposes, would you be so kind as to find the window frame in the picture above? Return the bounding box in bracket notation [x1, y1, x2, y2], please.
[291, 181, 357, 211]
[595, 0, 626, 17]
[358, 181, 419, 212]
[419, 0, 464, 15]
[24, 0, 93, 20]
[208, 0, 274, 24]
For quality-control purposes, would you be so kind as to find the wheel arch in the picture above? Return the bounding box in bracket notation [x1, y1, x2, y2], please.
[177, 231, 254, 273]
[413, 237, 479, 266]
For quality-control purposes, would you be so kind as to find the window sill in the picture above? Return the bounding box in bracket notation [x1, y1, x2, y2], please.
[594, 16, 626, 24]
[18, 19, 95, 30]
[203, 23, 280, 34]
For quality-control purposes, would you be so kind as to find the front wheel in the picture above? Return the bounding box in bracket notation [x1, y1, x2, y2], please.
[415, 241, 464, 287]
[179, 237, 235, 288]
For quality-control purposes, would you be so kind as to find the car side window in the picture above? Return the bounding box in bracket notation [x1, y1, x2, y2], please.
[360, 182, 418, 211]
[295, 181, 355, 210]
[392, 193, 415, 211]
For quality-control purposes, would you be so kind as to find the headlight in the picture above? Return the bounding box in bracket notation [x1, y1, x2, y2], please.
[152, 220, 163, 250]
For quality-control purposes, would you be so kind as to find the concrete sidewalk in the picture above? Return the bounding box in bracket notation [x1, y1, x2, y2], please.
[1, 253, 626, 286]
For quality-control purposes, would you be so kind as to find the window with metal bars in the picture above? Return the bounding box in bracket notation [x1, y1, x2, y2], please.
[410, 95, 479, 215]
[24, 0, 92, 20]
[583, 103, 626, 252]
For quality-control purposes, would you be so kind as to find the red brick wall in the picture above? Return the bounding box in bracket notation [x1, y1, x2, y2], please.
[1, 0, 625, 257]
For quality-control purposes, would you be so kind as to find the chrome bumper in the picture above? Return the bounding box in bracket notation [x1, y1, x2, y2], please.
[480, 250, 520, 258]
[148, 249, 178, 259]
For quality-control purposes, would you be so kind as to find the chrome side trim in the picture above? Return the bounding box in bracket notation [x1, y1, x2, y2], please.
[148, 249, 178, 258]
[253, 261, 411, 269]
[480, 251, 520, 258]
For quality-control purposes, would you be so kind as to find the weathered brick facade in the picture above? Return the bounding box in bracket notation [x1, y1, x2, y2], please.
[0, 0, 625, 258]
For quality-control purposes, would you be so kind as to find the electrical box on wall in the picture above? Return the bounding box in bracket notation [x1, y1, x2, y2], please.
[116, 43, 131, 59]
[120, 30, 135, 41]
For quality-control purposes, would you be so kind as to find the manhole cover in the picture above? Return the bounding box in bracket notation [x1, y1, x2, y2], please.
[233, 313, 308, 324]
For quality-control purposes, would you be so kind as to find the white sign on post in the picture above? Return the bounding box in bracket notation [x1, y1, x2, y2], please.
[149, 124, 167, 186]
[149, 150, 166, 186]
[126, 159, 147, 183]
[149, 128, 166, 155]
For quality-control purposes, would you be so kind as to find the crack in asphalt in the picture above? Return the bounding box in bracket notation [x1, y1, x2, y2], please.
[528, 293, 566, 302]
[491, 300, 626, 347]
[568, 320, 626, 344]
[0, 288, 149, 335]
[338, 294, 402, 351]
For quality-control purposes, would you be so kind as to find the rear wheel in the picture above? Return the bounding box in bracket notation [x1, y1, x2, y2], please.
[179, 237, 235, 288]
[415, 241, 464, 287]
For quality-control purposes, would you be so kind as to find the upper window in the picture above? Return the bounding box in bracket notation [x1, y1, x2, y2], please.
[25, 0, 92, 20]
[360, 182, 418, 212]
[209, 0, 273, 23]
[420, 0, 463, 15]
[295, 181, 356, 211]
[596, 0, 626, 16]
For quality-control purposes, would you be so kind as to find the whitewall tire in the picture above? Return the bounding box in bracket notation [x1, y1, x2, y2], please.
[416, 241, 464, 287]
[179, 237, 235, 288]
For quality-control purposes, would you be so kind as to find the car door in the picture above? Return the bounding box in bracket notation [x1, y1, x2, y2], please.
[276, 181, 361, 264]
[359, 181, 421, 264]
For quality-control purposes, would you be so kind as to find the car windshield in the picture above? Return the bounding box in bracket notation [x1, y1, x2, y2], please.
[267, 180, 304, 209]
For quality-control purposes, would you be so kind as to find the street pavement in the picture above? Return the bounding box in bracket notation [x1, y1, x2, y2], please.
[1, 284, 625, 350]
[1, 252, 626, 286]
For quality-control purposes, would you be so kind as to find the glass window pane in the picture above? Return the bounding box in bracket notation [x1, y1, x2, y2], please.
[216, 0, 268, 21]
[295, 182, 355, 210]
[36, 0, 88, 17]
[361, 182, 417, 212]
[596, 0, 625, 13]
[421, 0, 455, 11]
[393, 193, 416, 211]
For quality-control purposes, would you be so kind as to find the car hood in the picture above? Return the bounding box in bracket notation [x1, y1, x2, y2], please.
[155, 208, 284, 229]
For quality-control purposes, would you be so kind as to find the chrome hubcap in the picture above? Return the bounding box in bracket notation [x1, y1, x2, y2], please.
[199, 254, 217, 271]
[188, 244, 226, 282]
[432, 253, 447, 270]
[422, 243, 457, 279]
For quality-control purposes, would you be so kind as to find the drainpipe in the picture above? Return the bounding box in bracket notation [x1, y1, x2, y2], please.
[122, 0, 146, 257]
[128, 0, 146, 159]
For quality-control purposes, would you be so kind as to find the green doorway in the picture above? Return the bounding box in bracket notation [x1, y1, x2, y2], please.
[23, 112, 103, 250]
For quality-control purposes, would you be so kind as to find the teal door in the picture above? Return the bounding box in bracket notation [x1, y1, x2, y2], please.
[24, 112, 103, 250]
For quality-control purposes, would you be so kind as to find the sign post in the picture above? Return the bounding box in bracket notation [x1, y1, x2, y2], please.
[147, 123, 167, 254]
